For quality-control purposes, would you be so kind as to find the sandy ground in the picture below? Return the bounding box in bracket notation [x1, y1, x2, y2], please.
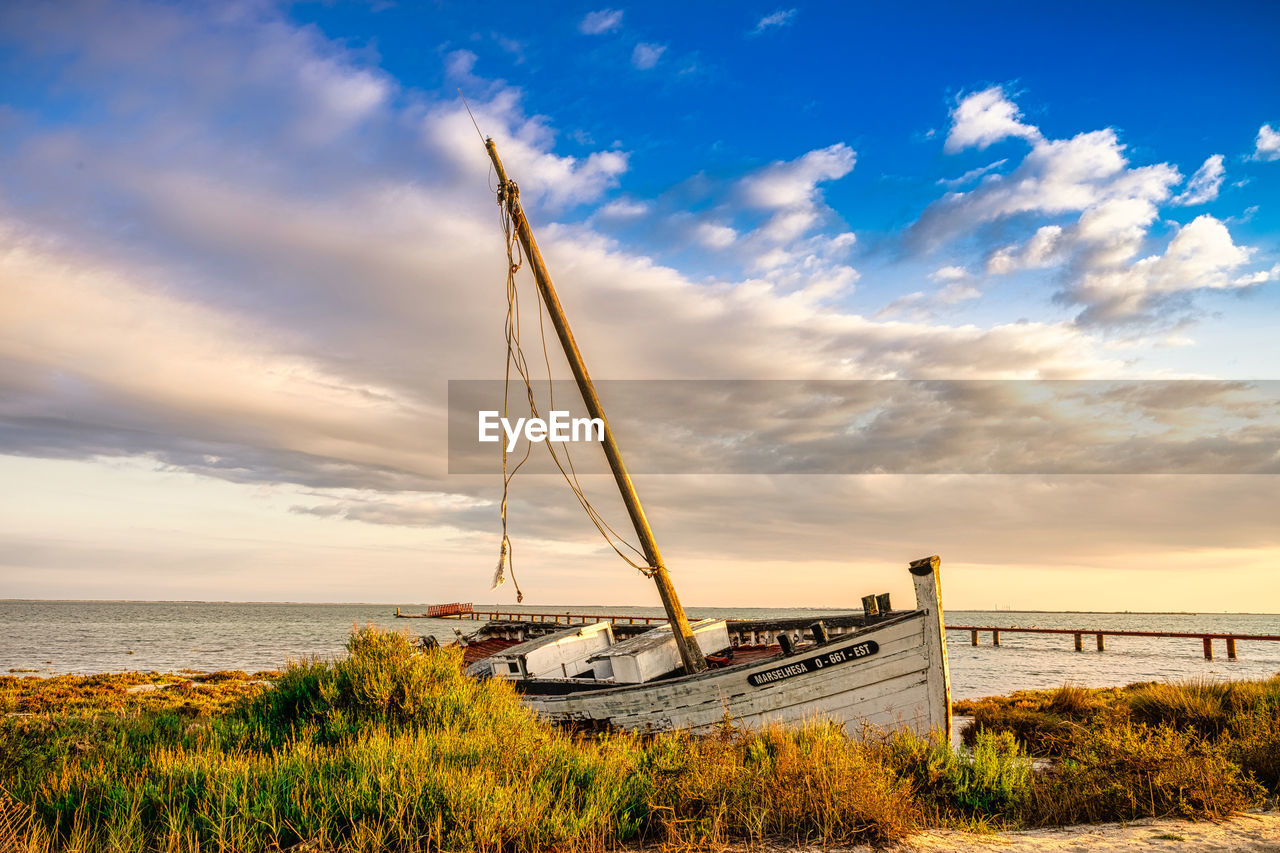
[901, 812, 1280, 852]
[738, 811, 1280, 852]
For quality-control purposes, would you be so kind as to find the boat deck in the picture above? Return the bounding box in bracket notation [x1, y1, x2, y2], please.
[460, 635, 788, 670]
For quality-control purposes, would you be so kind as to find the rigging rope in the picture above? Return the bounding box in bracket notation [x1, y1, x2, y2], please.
[493, 178, 657, 598]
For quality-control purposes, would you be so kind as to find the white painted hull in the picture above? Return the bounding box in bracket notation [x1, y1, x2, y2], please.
[470, 556, 952, 740]
[518, 611, 945, 736]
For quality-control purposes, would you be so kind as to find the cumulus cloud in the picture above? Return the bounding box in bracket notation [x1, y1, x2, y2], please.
[1253, 123, 1280, 161]
[1172, 154, 1224, 205]
[423, 88, 630, 207]
[914, 88, 1269, 326]
[914, 128, 1176, 250]
[579, 9, 623, 34]
[751, 8, 797, 35]
[1064, 215, 1254, 324]
[944, 86, 1041, 153]
[728, 144, 860, 289]
[631, 42, 666, 69]
[740, 143, 855, 212]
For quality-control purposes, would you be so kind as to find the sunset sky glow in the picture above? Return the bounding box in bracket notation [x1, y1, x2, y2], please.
[1, 1, 1278, 611]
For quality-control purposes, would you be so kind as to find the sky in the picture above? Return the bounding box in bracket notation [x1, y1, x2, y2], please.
[1, 1, 1278, 611]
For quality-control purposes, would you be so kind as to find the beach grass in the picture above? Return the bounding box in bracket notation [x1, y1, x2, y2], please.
[1, 627, 1277, 851]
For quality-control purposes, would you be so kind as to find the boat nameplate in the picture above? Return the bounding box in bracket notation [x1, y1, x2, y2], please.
[747, 640, 880, 687]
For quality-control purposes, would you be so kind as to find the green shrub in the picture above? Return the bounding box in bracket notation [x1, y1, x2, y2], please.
[881, 729, 1030, 824]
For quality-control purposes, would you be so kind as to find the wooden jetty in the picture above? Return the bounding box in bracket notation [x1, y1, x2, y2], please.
[948, 625, 1280, 660]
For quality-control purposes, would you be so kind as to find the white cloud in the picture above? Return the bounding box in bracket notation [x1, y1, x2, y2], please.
[579, 9, 623, 34]
[944, 86, 1041, 153]
[879, 266, 980, 318]
[937, 158, 1007, 188]
[1232, 263, 1280, 286]
[930, 265, 970, 282]
[694, 221, 738, 249]
[423, 88, 630, 207]
[631, 42, 666, 70]
[931, 266, 981, 304]
[739, 143, 855, 211]
[912, 88, 1273, 326]
[1172, 154, 1224, 205]
[1065, 215, 1255, 324]
[598, 197, 650, 218]
[734, 144, 856, 280]
[914, 129, 1175, 250]
[444, 49, 477, 78]
[751, 8, 797, 35]
[1253, 123, 1280, 161]
[987, 225, 1064, 274]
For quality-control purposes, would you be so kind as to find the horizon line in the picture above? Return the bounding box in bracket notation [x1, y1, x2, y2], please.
[1, 599, 1276, 617]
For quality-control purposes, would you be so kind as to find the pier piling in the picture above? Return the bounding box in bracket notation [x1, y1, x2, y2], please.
[1096, 632, 1105, 652]
[1227, 637, 1237, 660]
[1074, 632, 1083, 652]
[1203, 637, 1213, 660]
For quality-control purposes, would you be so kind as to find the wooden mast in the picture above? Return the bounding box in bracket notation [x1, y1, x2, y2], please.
[485, 137, 707, 674]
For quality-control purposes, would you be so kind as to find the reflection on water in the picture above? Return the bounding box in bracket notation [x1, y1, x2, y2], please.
[1, 602, 1277, 699]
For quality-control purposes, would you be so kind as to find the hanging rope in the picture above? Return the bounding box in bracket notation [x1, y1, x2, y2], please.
[493, 178, 657, 594]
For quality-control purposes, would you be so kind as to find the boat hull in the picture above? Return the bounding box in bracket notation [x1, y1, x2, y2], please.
[517, 610, 943, 735]
[466, 557, 953, 739]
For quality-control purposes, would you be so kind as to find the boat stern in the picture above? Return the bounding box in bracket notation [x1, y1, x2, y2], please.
[910, 555, 953, 743]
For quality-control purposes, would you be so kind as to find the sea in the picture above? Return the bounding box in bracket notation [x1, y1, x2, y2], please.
[1, 601, 1277, 700]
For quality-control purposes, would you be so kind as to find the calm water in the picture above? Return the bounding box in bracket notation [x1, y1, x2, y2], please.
[1, 601, 1277, 699]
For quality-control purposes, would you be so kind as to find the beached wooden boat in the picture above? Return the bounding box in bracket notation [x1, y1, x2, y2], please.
[457, 136, 952, 739]
[460, 558, 950, 736]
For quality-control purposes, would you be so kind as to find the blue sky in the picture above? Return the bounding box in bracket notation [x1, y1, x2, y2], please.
[1, 1, 1278, 608]
[292, 0, 1280, 367]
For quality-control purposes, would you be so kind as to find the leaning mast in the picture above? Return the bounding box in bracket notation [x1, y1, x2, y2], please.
[484, 137, 707, 674]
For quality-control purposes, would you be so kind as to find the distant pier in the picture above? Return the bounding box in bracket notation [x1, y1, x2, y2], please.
[948, 625, 1280, 660]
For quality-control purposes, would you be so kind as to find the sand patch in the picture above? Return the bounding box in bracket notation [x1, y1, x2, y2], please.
[901, 811, 1280, 852]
